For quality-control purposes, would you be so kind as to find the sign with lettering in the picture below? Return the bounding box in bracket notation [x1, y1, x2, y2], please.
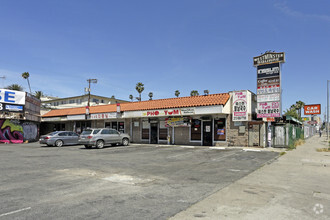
[257, 93, 280, 102]
[232, 91, 248, 121]
[165, 117, 189, 127]
[304, 104, 321, 115]
[253, 52, 285, 66]
[0, 89, 25, 105]
[257, 102, 280, 118]
[257, 85, 280, 95]
[90, 112, 117, 119]
[257, 77, 280, 87]
[257, 63, 280, 79]
[0, 103, 24, 112]
[142, 109, 181, 117]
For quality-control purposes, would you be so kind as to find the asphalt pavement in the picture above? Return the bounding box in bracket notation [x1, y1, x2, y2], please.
[0, 142, 278, 220]
[170, 135, 330, 220]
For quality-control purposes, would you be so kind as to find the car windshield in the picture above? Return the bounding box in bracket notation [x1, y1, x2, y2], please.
[46, 131, 59, 136]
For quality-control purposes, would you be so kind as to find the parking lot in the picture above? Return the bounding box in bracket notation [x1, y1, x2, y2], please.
[0, 143, 278, 220]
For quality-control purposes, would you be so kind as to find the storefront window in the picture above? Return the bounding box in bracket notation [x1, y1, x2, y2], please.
[191, 119, 201, 141]
[142, 121, 149, 139]
[214, 118, 226, 141]
[159, 121, 167, 140]
[118, 122, 125, 133]
[105, 122, 111, 128]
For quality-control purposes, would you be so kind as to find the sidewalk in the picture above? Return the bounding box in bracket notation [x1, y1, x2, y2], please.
[169, 136, 330, 220]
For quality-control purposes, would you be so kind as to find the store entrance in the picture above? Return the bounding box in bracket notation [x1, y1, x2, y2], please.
[150, 123, 158, 144]
[203, 121, 213, 146]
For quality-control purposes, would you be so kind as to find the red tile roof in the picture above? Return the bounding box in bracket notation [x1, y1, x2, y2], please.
[42, 93, 230, 117]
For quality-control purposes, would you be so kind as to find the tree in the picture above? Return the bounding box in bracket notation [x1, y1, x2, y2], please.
[190, 90, 199, 96]
[295, 101, 305, 118]
[175, 90, 180, 97]
[34, 91, 43, 99]
[148, 92, 153, 100]
[5, 84, 23, 91]
[22, 72, 32, 94]
[129, 94, 133, 102]
[135, 82, 144, 101]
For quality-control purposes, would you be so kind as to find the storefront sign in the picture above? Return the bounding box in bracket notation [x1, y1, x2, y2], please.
[90, 112, 117, 119]
[142, 109, 181, 117]
[257, 101, 281, 118]
[232, 91, 248, 121]
[0, 103, 24, 112]
[165, 117, 189, 127]
[257, 85, 280, 95]
[67, 115, 86, 120]
[253, 52, 285, 66]
[257, 63, 280, 79]
[304, 104, 321, 115]
[0, 89, 25, 105]
[257, 77, 280, 87]
[181, 108, 195, 115]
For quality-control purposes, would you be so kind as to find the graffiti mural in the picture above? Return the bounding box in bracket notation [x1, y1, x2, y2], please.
[0, 119, 24, 143]
[0, 119, 39, 144]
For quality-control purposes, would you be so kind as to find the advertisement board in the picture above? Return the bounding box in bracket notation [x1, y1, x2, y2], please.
[232, 91, 248, 121]
[257, 77, 280, 87]
[0, 103, 24, 112]
[253, 52, 285, 66]
[304, 104, 321, 115]
[257, 102, 281, 118]
[257, 63, 280, 79]
[257, 93, 280, 102]
[257, 85, 280, 95]
[0, 89, 25, 105]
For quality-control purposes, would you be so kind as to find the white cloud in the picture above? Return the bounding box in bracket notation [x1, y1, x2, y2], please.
[275, 1, 330, 22]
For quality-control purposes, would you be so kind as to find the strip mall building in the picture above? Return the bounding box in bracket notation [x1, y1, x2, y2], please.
[41, 90, 265, 147]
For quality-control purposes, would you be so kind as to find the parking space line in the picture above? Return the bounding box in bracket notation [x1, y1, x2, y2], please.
[0, 207, 31, 217]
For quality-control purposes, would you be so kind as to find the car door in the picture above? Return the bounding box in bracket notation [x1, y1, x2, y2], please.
[100, 129, 111, 145]
[58, 132, 70, 145]
[69, 132, 79, 145]
[110, 129, 121, 143]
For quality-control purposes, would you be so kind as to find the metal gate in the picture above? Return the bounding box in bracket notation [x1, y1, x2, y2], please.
[248, 124, 260, 146]
[274, 126, 285, 147]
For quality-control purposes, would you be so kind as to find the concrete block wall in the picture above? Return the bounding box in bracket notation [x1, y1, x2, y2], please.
[226, 114, 249, 147]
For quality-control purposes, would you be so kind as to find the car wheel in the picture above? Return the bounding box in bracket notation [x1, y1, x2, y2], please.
[122, 138, 129, 146]
[96, 140, 104, 149]
[55, 140, 64, 147]
[84, 145, 92, 149]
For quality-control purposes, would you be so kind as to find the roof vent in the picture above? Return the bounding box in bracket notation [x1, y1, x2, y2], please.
[204, 90, 209, 95]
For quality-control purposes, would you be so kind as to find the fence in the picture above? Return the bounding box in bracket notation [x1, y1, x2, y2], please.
[271, 123, 311, 148]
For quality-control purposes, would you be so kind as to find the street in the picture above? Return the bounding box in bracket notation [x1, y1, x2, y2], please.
[0, 143, 278, 220]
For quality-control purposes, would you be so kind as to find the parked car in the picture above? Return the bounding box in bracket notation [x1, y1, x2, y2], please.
[39, 131, 80, 147]
[78, 128, 130, 149]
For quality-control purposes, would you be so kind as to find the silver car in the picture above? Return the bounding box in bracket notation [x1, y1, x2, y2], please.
[39, 131, 79, 147]
[78, 128, 130, 149]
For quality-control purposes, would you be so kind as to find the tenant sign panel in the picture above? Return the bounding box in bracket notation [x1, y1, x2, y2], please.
[304, 104, 321, 115]
[232, 91, 248, 121]
[0, 89, 25, 105]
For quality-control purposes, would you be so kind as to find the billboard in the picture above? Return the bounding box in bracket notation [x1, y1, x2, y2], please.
[0, 89, 25, 105]
[304, 104, 321, 115]
[254, 52, 284, 119]
[232, 91, 248, 121]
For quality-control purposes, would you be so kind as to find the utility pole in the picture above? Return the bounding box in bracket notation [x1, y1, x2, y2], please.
[327, 80, 329, 140]
[87, 79, 97, 108]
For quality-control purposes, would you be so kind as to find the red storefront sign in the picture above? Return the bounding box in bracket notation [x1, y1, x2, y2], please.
[304, 104, 321, 115]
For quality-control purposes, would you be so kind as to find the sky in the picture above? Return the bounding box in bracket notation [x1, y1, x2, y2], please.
[0, 0, 330, 119]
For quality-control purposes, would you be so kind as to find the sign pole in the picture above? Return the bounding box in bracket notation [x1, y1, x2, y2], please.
[327, 80, 329, 140]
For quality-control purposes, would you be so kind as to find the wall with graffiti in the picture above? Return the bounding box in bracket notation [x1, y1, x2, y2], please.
[0, 119, 39, 143]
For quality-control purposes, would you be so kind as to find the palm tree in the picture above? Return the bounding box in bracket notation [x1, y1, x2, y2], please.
[190, 90, 199, 96]
[135, 82, 144, 101]
[148, 92, 153, 100]
[5, 84, 24, 91]
[129, 94, 133, 102]
[22, 72, 32, 93]
[295, 101, 305, 118]
[34, 91, 43, 99]
[175, 90, 180, 97]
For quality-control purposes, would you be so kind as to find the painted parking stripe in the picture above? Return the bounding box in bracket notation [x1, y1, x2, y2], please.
[209, 147, 227, 150]
[243, 149, 261, 152]
[0, 207, 31, 217]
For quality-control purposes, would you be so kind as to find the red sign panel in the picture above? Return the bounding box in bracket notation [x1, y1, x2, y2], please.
[304, 104, 321, 115]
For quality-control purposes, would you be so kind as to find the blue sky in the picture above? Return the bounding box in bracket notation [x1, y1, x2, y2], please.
[1, 0, 329, 118]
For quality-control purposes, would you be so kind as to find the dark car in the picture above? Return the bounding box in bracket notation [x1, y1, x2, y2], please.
[39, 131, 80, 147]
[78, 128, 130, 149]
